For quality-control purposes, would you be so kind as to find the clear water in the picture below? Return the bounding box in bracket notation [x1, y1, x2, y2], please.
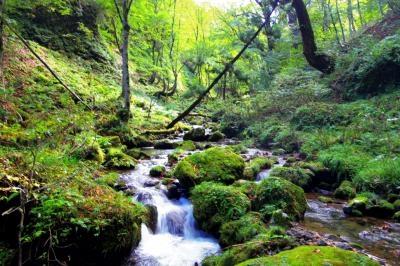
[121, 148, 220, 266]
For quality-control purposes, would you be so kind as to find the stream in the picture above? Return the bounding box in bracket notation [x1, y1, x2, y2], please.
[119, 133, 400, 266]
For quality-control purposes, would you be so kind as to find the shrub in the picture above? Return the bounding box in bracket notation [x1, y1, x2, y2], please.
[254, 177, 307, 221]
[191, 182, 250, 234]
[173, 147, 245, 188]
[353, 158, 400, 195]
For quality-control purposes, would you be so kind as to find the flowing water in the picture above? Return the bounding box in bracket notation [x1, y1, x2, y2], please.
[119, 134, 400, 266]
[121, 147, 220, 266]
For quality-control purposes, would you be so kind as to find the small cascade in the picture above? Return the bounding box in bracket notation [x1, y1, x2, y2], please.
[121, 147, 219, 266]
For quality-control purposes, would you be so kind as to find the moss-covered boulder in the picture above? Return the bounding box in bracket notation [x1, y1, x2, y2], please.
[149, 165, 166, 177]
[202, 236, 294, 266]
[191, 182, 250, 234]
[104, 147, 136, 170]
[238, 246, 379, 266]
[344, 193, 396, 218]
[183, 127, 207, 141]
[334, 180, 356, 199]
[270, 167, 313, 191]
[254, 177, 307, 221]
[219, 212, 267, 247]
[177, 140, 196, 151]
[173, 147, 245, 188]
[208, 131, 225, 142]
[243, 157, 273, 180]
[154, 140, 179, 149]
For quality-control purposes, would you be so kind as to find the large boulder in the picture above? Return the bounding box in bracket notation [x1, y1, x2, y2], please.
[238, 246, 379, 266]
[254, 177, 307, 221]
[270, 167, 313, 191]
[173, 147, 245, 188]
[191, 182, 250, 234]
[183, 127, 207, 141]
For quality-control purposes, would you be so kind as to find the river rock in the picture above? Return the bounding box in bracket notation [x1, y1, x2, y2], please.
[136, 191, 153, 204]
[144, 179, 160, 187]
[183, 127, 207, 141]
[154, 140, 179, 149]
[146, 205, 158, 233]
[166, 183, 181, 199]
[208, 131, 224, 142]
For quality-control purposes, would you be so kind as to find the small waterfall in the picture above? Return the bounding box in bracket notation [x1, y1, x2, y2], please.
[122, 148, 220, 266]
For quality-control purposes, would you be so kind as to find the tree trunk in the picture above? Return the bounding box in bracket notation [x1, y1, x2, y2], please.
[0, 0, 5, 88]
[292, 0, 334, 73]
[328, 0, 341, 46]
[335, 0, 346, 43]
[356, 0, 364, 26]
[347, 0, 356, 35]
[287, 7, 301, 48]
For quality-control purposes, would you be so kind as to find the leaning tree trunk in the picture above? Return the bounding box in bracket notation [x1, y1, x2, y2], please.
[292, 0, 334, 74]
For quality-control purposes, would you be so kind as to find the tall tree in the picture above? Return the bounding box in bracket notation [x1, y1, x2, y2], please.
[114, 0, 133, 122]
[292, 0, 334, 73]
[255, 0, 279, 50]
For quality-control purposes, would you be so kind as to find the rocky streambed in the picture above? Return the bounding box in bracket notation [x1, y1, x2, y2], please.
[117, 129, 400, 266]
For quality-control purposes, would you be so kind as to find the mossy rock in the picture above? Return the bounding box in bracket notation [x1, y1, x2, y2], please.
[174, 147, 245, 188]
[104, 147, 137, 170]
[208, 131, 225, 142]
[73, 142, 105, 163]
[191, 182, 250, 234]
[394, 199, 400, 211]
[96, 172, 120, 187]
[183, 127, 207, 141]
[272, 148, 286, 156]
[254, 177, 307, 221]
[154, 140, 179, 149]
[243, 157, 274, 180]
[177, 140, 197, 151]
[238, 246, 379, 266]
[346, 193, 395, 218]
[318, 196, 334, 203]
[202, 236, 294, 266]
[219, 212, 267, 247]
[334, 180, 356, 200]
[150, 165, 166, 177]
[270, 167, 313, 191]
[233, 180, 258, 200]
[270, 209, 291, 228]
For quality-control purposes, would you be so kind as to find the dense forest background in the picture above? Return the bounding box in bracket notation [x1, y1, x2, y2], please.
[0, 0, 400, 265]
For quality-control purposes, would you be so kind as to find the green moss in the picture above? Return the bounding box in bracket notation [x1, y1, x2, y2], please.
[254, 177, 307, 221]
[209, 131, 225, 142]
[150, 165, 166, 177]
[219, 212, 267, 247]
[173, 147, 245, 188]
[394, 199, 400, 211]
[0, 243, 15, 266]
[318, 196, 334, 203]
[178, 140, 197, 151]
[104, 147, 137, 170]
[270, 167, 313, 190]
[96, 172, 120, 187]
[393, 211, 400, 222]
[334, 180, 356, 199]
[347, 193, 396, 218]
[191, 182, 250, 234]
[243, 157, 273, 180]
[238, 246, 379, 266]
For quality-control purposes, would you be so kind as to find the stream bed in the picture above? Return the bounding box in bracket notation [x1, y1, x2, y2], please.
[119, 137, 400, 266]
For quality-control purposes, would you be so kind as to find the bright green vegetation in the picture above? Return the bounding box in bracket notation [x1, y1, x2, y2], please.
[191, 182, 250, 234]
[1, 0, 399, 264]
[270, 167, 313, 190]
[254, 177, 307, 221]
[238, 246, 379, 266]
[243, 157, 274, 180]
[173, 147, 245, 188]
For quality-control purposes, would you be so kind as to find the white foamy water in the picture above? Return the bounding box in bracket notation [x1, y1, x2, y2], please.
[121, 147, 220, 266]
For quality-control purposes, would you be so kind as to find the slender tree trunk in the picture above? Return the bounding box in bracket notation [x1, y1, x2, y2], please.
[115, 0, 133, 121]
[335, 0, 346, 43]
[347, 0, 356, 35]
[292, 0, 334, 73]
[0, 0, 5, 89]
[356, 0, 364, 26]
[328, 0, 341, 46]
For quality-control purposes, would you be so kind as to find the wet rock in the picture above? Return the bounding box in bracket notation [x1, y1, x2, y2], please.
[334, 242, 353, 250]
[149, 165, 166, 177]
[144, 179, 160, 187]
[166, 183, 181, 200]
[317, 239, 328, 246]
[208, 131, 224, 142]
[136, 191, 153, 204]
[165, 211, 185, 236]
[183, 127, 207, 141]
[154, 140, 179, 149]
[146, 205, 158, 233]
[124, 187, 137, 196]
